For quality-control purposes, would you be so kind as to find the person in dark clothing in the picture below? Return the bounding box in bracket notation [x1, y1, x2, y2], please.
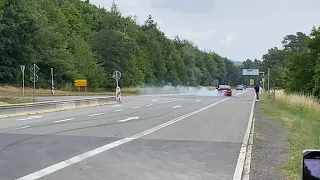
[254, 84, 260, 100]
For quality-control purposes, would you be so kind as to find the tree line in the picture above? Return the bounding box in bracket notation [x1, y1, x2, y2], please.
[242, 27, 320, 97]
[0, 0, 247, 91]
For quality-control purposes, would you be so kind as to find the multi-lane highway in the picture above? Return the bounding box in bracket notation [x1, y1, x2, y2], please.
[0, 89, 255, 180]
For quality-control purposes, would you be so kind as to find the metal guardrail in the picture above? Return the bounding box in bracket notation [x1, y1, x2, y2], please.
[0, 97, 117, 118]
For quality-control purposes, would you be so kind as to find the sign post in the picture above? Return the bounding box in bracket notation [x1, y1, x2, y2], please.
[51, 68, 54, 95]
[113, 70, 121, 102]
[29, 63, 39, 102]
[20, 65, 25, 97]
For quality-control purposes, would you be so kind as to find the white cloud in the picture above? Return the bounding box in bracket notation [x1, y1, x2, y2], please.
[90, 0, 320, 61]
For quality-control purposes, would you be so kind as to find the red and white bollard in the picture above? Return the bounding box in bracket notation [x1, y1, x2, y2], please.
[115, 87, 121, 103]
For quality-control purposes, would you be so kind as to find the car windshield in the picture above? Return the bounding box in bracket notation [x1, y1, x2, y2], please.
[219, 85, 230, 89]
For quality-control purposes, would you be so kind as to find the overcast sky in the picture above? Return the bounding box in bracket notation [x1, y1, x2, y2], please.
[89, 0, 320, 61]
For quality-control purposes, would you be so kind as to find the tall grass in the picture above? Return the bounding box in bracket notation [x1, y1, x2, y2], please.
[261, 90, 320, 180]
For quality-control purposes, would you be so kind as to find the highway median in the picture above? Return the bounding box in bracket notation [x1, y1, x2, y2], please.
[0, 97, 117, 118]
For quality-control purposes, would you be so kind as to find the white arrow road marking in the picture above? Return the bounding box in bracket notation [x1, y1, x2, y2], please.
[172, 105, 182, 109]
[118, 117, 139, 123]
[111, 104, 122, 108]
[114, 109, 124, 112]
[196, 100, 202, 102]
[88, 113, 103, 117]
[54, 118, 75, 123]
[158, 98, 185, 104]
[17, 116, 43, 121]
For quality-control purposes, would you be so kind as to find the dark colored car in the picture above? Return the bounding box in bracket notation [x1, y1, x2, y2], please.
[217, 85, 232, 96]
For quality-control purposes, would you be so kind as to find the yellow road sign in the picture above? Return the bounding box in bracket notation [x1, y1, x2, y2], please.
[250, 79, 254, 86]
[74, 79, 87, 83]
[74, 79, 87, 86]
[74, 83, 87, 87]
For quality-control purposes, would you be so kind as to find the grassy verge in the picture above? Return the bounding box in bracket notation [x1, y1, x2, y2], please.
[0, 86, 139, 96]
[0, 97, 35, 104]
[260, 90, 320, 180]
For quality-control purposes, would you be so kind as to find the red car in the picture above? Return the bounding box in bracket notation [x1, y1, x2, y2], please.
[217, 85, 232, 96]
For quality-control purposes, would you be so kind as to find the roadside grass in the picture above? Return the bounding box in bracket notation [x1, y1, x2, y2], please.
[260, 90, 320, 180]
[0, 86, 139, 96]
[0, 97, 35, 105]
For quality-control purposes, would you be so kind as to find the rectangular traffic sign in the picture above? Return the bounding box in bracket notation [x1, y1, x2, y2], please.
[74, 82, 87, 87]
[74, 79, 87, 83]
[250, 79, 254, 86]
[242, 69, 259, 76]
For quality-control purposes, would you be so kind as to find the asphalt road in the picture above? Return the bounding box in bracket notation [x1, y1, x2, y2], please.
[0, 90, 255, 180]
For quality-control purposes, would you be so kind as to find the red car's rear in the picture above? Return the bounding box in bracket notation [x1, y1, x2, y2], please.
[217, 85, 232, 96]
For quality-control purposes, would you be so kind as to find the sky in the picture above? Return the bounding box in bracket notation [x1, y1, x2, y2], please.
[89, 0, 320, 62]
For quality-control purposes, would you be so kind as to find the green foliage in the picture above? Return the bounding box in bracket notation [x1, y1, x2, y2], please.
[253, 28, 320, 97]
[0, 0, 242, 89]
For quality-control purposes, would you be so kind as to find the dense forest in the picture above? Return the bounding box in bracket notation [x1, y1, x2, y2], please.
[1, 0, 319, 95]
[0, 0, 246, 90]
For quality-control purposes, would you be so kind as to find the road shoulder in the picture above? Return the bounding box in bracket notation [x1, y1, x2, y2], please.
[250, 103, 288, 180]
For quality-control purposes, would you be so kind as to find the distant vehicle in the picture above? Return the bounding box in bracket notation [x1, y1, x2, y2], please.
[217, 85, 232, 96]
[236, 85, 244, 90]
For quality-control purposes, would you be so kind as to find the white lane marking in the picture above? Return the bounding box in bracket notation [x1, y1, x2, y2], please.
[172, 105, 182, 109]
[114, 109, 124, 112]
[233, 92, 255, 180]
[54, 118, 75, 123]
[88, 113, 103, 117]
[196, 100, 202, 102]
[117, 117, 139, 123]
[152, 99, 158, 102]
[146, 104, 153, 107]
[16, 98, 228, 180]
[12, 126, 31, 130]
[158, 98, 184, 104]
[235, 90, 248, 96]
[111, 104, 122, 108]
[17, 116, 43, 121]
[242, 118, 255, 180]
[132, 106, 140, 109]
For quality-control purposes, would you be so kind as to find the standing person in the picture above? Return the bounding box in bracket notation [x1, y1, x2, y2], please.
[254, 83, 260, 100]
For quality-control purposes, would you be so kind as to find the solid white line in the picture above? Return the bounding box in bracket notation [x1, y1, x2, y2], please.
[113, 109, 124, 112]
[158, 98, 184, 104]
[132, 106, 140, 109]
[242, 118, 255, 180]
[17, 116, 43, 121]
[146, 104, 153, 107]
[233, 92, 256, 180]
[16, 98, 229, 180]
[117, 117, 139, 123]
[54, 118, 75, 123]
[88, 113, 103, 117]
[172, 105, 182, 109]
[111, 104, 122, 108]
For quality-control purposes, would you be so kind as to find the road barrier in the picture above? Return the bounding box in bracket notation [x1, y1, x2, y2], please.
[0, 97, 117, 118]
